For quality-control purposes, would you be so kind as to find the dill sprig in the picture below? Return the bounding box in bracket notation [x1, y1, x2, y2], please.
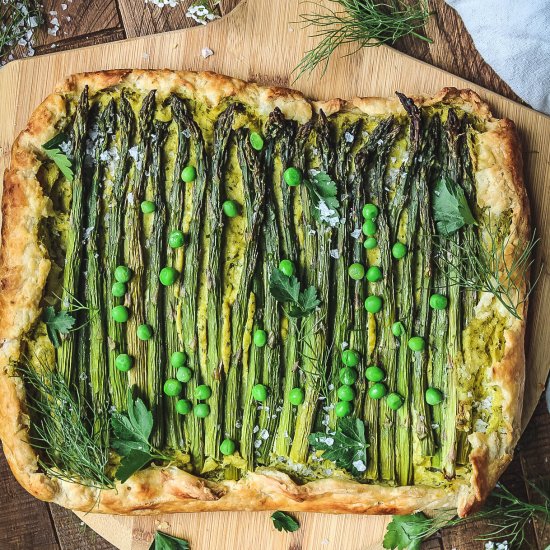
[0, 1, 43, 63]
[21, 360, 114, 490]
[434, 223, 540, 320]
[294, 0, 432, 78]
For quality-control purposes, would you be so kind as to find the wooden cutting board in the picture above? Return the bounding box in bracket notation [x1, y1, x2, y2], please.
[1, 0, 549, 548]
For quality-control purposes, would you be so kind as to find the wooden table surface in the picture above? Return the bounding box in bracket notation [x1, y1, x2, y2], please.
[0, 1, 545, 548]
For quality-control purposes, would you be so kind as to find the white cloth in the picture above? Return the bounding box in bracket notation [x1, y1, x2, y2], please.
[446, 0, 550, 114]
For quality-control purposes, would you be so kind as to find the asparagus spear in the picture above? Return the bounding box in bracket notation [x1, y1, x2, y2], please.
[57, 87, 90, 384]
[289, 116, 332, 465]
[164, 95, 190, 449]
[205, 104, 238, 463]
[328, 120, 361, 428]
[240, 280, 263, 470]
[124, 91, 156, 398]
[180, 104, 209, 470]
[440, 109, 462, 479]
[364, 116, 400, 482]
[225, 127, 267, 473]
[145, 120, 169, 448]
[104, 93, 133, 411]
[86, 100, 114, 441]
[265, 110, 302, 458]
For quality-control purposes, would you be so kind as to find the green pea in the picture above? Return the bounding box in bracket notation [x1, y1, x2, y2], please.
[220, 438, 236, 456]
[368, 382, 387, 400]
[337, 384, 355, 402]
[111, 282, 127, 297]
[194, 384, 212, 400]
[366, 266, 382, 282]
[283, 167, 302, 187]
[365, 365, 385, 382]
[170, 351, 187, 368]
[387, 392, 404, 411]
[288, 387, 305, 405]
[408, 336, 425, 352]
[115, 354, 133, 372]
[339, 366, 358, 386]
[362, 203, 379, 219]
[159, 267, 178, 286]
[425, 387, 444, 405]
[137, 324, 153, 341]
[249, 131, 264, 151]
[193, 403, 210, 418]
[334, 401, 352, 418]
[364, 295, 383, 314]
[348, 263, 365, 280]
[341, 349, 360, 367]
[392, 242, 407, 259]
[252, 383, 268, 402]
[429, 293, 448, 310]
[168, 230, 185, 249]
[362, 219, 377, 236]
[364, 237, 377, 250]
[222, 200, 239, 218]
[111, 305, 129, 323]
[279, 259, 295, 277]
[391, 321, 405, 337]
[175, 399, 192, 415]
[253, 329, 268, 347]
[163, 378, 183, 397]
[176, 366, 193, 383]
[114, 265, 132, 283]
[140, 200, 156, 214]
[181, 165, 197, 183]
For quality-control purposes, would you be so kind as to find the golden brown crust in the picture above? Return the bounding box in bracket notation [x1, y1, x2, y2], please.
[0, 70, 528, 516]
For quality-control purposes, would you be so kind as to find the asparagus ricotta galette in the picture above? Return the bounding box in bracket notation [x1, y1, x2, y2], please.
[0, 70, 531, 516]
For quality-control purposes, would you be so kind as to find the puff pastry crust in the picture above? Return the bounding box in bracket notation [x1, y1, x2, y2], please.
[0, 70, 528, 517]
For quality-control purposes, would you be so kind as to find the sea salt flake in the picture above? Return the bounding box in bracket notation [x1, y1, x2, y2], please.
[351, 228, 361, 239]
[352, 460, 366, 472]
[201, 47, 214, 58]
[344, 131, 354, 143]
[330, 248, 340, 259]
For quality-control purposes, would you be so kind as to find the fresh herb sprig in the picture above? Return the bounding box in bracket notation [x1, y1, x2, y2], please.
[309, 416, 369, 476]
[148, 531, 190, 550]
[43, 306, 76, 348]
[432, 176, 476, 236]
[269, 268, 320, 319]
[434, 223, 540, 320]
[294, 0, 432, 79]
[0, 0, 43, 63]
[42, 132, 74, 182]
[271, 511, 300, 532]
[22, 361, 114, 489]
[383, 483, 550, 549]
[111, 388, 172, 483]
[303, 170, 340, 225]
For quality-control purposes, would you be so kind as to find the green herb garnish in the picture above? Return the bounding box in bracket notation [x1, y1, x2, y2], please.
[42, 132, 74, 182]
[271, 511, 300, 533]
[148, 531, 190, 550]
[269, 268, 320, 319]
[432, 176, 476, 236]
[308, 417, 369, 475]
[0, 1, 43, 63]
[111, 388, 171, 482]
[43, 306, 76, 348]
[383, 512, 427, 550]
[303, 170, 340, 224]
[294, 0, 432, 79]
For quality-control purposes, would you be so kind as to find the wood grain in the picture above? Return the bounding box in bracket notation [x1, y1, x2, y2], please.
[0, 1, 549, 549]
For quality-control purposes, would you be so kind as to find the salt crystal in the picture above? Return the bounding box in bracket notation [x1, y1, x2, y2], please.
[344, 131, 354, 143]
[201, 47, 214, 59]
[352, 460, 366, 472]
[330, 249, 340, 259]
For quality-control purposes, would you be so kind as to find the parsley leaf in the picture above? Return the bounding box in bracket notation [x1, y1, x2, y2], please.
[304, 170, 340, 224]
[111, 388, 165, 482]
[43, 306, 76, 348]
[269, 268, 320, 319]
[432, 177, 475, 236]
[308, 417, 369, 476]
[383, 513, 428, 550]
[271, 511, 300, 532]
[148, 531, 190, 550]
[44, 148, 74, 182]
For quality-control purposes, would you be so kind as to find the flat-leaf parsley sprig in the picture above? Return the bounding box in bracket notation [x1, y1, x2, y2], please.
[269, 268, 320, 319]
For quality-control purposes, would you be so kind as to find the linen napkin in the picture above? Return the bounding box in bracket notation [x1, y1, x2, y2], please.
[446, 0, 550, 114]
